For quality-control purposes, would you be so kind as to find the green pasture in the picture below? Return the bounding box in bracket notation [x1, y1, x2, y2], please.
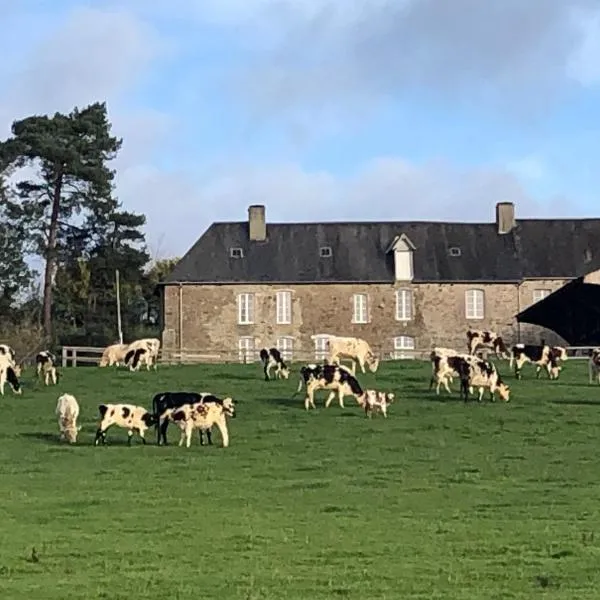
[0, 358, 599, 599]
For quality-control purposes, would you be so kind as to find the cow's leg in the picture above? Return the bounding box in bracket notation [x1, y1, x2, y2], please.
[138, 428, 147, 444]
[127, 429, 134, 446]
[338, 388, 345, 408]
[324, 391, 336, 408]
[216, 420, 229, 448]
[159, 419, 169, 445]
[263, 361, 270, 381]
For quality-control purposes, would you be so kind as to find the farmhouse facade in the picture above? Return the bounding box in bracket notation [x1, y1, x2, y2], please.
[158, 203, 600, 362]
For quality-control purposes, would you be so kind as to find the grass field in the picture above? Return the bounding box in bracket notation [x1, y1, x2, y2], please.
[1, 359, 600, 599]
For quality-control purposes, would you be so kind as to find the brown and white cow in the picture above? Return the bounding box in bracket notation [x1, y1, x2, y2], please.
[510, 343, 560, 379]
[589, 348, 600, 384]
[467, 329, 509, 359]
[364, 390, 395, 418]
[312, 334, 379, 374]
[456, 356, 511, 402]
[98, 343, 129, 367]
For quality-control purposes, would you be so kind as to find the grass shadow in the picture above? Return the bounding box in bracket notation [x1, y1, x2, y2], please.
[19, 432, 60, 444]
[549, 399, 600, 406]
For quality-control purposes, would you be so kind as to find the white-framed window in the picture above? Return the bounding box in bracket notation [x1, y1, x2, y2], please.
[533, 289, 550, 303]
[313, 335, 329, 360]
[237, 293, 254, 324]
[393, 336, 415, 359]
[276, 290, 292, 324]
[238, 337, 255, 363]
[395, 288, 413, 321]
[465, 289, 484, 320]
[352, 293, 368, 323]
[276, 336, 294, 361]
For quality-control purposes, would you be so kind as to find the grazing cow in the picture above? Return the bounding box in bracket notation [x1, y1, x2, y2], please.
[165, 397, 236, 448]
[364, 390, 395, 418]
[124, 338, 161, 371]
[589, 348, 600, 384]
[0, 344, 15, 363]
[457, 357, 511, 402]
[98, 343, 129, 367]
[429, 349, 482, 395]
[312, 334, 379, 374]
[510, 343, 559, 379]
[467, 329, 509, 359]
[36, 350, 59, 385]
[303, 363, 366, 410]
[259, 347, 290, 381]
[296, 363, 322, 393]
[55, 393, 81, 443]
[94, 403, 157, 446]
[153, 391, 223, 445]
[550, 346, 568, 365]
[0, 355, 21, 396]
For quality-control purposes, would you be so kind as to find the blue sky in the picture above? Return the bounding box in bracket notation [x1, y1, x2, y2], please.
[1, 0, 600, 260]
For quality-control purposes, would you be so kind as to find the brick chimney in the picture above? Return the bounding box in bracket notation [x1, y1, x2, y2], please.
[496, 202, 515, 234]
[248, 205, 266, 241]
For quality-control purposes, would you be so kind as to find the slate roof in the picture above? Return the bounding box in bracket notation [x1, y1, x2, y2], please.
[161, 217, 600, 284]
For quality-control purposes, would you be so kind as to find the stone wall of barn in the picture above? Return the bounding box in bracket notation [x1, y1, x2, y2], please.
[160, 279, 570, 362]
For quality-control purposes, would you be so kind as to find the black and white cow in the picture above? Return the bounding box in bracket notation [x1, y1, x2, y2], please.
[467, 329, 509, 359]
[303, 363, 366, 410]
[430, 349, 480, 395]
[456, 356, 511, 402]
[295, 363, 323, 393]
[0, 355, 21, 396]
[259, 347, 290, 381]
[152, 391, 225, 445]
[0, 344, 15, 363]
[510, 343, 559, 379]
[36, 350, 59, 385]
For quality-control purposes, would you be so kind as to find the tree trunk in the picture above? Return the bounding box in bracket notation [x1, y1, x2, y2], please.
[42, 169, 63, 339]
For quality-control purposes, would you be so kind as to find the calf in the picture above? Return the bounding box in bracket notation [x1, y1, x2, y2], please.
[124, 337, 161, 371]
[99, 343, 129, 367]
[304, 364, 366, 410]
[0, 355, 21, 396]
[94, 403, 157, 446]
[36, 350, 59, 385]
[0, 344, 15, 363]
[589, 348, 600, 384]
[467, 329, 509, 359]
[165, 397, 236, 448]
[510, 343, 559, 379]
[364, 390, 395, 418]
[153, 391, 222, 445]
[457, 357, 511, 402]
[312, 334, 379, 374]
[259, 347, 290, 381]
[55, 393, 81, 443]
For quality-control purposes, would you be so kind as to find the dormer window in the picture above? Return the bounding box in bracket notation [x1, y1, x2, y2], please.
[584, 248, 592, 264]
[230, 247, 244, 258]
[319, 246, 332, 257]
[449, 247, 461, 257]
[386, 234, 415, 282]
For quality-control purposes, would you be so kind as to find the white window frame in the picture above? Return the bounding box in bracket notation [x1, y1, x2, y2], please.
[238, 337, 255, 363]
[237, 293, 254, 325]
[352, 293, 368, 324]
[313, 335, 329, 361]
[395, 288, 413, 321]
[393, 335, 415, 359]
[276, 336, 294, 361]
[276, 290, 292, 324]
[465, 289, 485, 320]
[533, 289, 550, 303]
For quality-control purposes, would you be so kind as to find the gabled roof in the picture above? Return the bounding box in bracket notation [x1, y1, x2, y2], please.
[161, 217, 600, 285]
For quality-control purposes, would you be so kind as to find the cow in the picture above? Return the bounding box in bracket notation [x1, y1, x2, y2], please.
[589, 348, 600, 384]
[364, 390, 395, 418]
[0, 344, 15, 363]
[98, 343, 129, 367]
[164, 397, 236, 448]
[93, 403, 157, 446]
[457, 357, 511, 402]
[303, 363, 366, 410]
[152, 391, 224, 446]
[55, 393, 81, 443]
[124, 338, 161, 371]
[510, 343, 559, 379]
[0, 354, 22, 396]
[36, 351, 59, 385]
[466, 329, 509, 359]
[259, 347, 290, 381]
[429, 349, 482, 395]
[311, 334, 379, 374]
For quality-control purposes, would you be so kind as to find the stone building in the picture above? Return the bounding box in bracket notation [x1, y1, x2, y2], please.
[158, 202, 600, 362]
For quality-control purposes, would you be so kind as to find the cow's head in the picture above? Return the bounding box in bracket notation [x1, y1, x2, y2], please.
[222, 397, 236, 418]
[142, 412, 158, 427]
[278, 365, 290, 380]
[64, 425, 82, 444]
[380, 391, 395, 404]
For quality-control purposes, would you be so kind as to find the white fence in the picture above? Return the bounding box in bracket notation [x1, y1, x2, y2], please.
[60, 344, 599, 367]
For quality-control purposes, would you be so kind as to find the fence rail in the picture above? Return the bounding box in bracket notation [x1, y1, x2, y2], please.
[59, 344, 600, 367]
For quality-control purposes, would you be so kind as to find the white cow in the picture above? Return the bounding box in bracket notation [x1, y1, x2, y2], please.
[311, 334, 379, 374]
[55, 394, 81, 443]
